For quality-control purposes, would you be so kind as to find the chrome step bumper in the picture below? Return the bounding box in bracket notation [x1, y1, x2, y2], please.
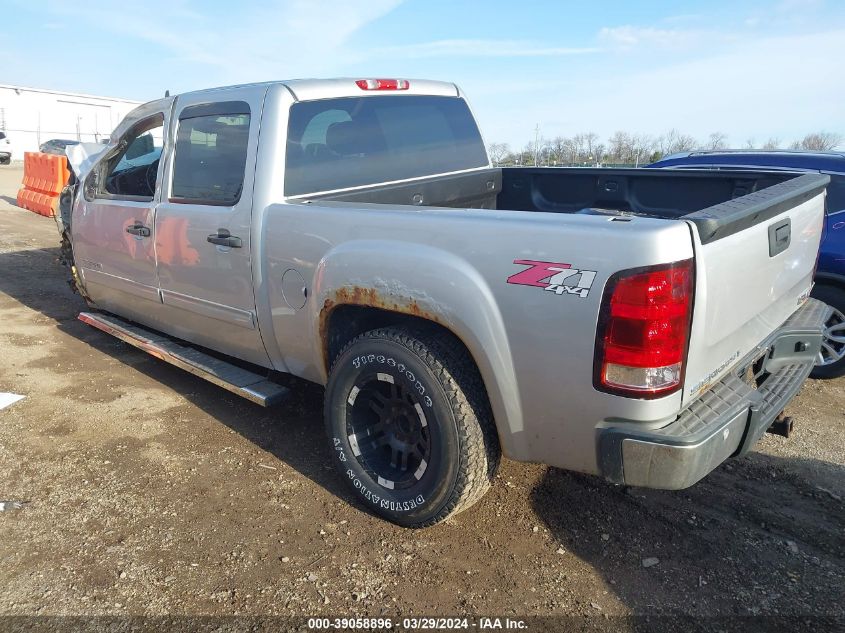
[597, 298, 827, 490]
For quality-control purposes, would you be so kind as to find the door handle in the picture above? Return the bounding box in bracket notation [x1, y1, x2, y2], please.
[125, 223, 151, 237]
[207, 229, 242, 248]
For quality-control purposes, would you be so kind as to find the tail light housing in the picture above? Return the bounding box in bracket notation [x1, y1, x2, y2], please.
[355, 79, 410, 91]
[594, 259, 694, 398]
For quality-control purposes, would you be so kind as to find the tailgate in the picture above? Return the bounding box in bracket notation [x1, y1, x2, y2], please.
[682, 173, 829, 404]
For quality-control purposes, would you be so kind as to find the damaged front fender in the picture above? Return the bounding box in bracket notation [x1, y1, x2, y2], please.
[56, 142, 107, 304]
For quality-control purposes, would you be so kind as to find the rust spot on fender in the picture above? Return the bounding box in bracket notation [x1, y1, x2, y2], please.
[318, 285, 444, 372]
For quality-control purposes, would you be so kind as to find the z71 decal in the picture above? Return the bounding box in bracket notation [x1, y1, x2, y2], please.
[507, 259, 596, 299]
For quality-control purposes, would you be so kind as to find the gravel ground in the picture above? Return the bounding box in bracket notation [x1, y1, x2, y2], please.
[0, 164, 842, 630]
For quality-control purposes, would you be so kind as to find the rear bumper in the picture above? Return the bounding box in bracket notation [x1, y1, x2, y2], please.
[597, 298, 827, 490]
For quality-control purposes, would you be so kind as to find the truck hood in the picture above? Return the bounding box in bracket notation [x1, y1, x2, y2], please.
[65, 142, 108, 180]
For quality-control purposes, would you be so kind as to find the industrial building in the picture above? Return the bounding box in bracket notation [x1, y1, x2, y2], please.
[0, 84, 141, 160]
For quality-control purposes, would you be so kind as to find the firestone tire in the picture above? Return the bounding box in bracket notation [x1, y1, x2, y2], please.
[324, 326, 500, 527]
[810, 285, 845, 379]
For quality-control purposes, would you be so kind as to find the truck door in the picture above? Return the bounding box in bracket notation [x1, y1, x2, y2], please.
[72, 107, 169, 323]
[154, 90, 270, 366]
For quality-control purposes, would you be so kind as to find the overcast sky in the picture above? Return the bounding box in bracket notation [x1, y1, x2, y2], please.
[4, 0, 844, 148]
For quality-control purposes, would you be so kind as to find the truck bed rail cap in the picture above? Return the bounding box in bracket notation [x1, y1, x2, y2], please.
[683, 172, 830, 244]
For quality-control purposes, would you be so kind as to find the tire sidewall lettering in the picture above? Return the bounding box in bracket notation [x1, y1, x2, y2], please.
[333, 451, 426, 512]
[350, 353, 433, 408]
[327, 334, 463, 523]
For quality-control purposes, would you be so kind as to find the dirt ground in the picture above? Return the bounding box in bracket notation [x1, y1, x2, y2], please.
[0, 163, 843, 629]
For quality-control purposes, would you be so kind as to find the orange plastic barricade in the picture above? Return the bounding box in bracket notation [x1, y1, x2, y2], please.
[15, 152, 71, 217]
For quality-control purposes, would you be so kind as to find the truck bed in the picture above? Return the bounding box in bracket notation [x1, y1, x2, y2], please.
[308, 166, 819, 240]
[497, 167, 828, 243]
[300, 166, 828, 424]
[496, 166, 795, 217]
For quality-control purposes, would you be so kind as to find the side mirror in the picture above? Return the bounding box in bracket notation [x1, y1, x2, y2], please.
[84, 171, 99, 201]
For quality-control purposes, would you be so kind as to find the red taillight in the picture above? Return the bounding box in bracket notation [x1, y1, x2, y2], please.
[595, 259, 694, 398]
[355, 78, 410, 91]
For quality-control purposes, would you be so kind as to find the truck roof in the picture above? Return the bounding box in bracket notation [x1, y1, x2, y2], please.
[117, 78, 463, 141]
[176, 78, 461, 102]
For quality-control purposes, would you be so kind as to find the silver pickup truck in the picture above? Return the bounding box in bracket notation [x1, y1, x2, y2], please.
[58, 78, 829, 527]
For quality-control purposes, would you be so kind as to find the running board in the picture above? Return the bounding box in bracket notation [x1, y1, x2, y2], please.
[78, 312, 289, 407]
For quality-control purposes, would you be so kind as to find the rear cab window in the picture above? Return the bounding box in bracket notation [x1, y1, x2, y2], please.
[285, 95, 489, 196]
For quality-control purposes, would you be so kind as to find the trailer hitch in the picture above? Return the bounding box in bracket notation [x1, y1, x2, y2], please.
[766, 413, 794, 438]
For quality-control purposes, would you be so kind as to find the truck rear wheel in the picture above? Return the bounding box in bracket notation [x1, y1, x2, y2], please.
[810, 285, 845, 379]
[324, 325, 499, 527]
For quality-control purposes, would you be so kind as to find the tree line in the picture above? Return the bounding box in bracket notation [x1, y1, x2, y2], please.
[487, 130, 844, 167]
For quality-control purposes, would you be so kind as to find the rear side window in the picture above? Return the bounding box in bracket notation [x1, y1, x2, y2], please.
[0, 132, 6, 140]
[171, 101, 251, 205]
[285, 95, 489, 196]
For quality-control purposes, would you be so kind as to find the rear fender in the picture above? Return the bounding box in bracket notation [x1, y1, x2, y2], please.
[312, 240, 524, 456]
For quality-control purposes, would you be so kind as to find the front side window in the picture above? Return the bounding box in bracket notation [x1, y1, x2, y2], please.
[100, 114, 164, 200]
[285, 95, 489, 196]
[101, 114, 164, 200]
[170, 101, 251, 205]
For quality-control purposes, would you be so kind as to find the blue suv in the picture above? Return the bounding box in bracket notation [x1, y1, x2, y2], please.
[648, 150, 845, 378]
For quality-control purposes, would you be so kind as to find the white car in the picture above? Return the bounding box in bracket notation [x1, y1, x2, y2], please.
[0, 130, 11, 164]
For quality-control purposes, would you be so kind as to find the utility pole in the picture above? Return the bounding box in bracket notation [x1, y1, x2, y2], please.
[533, 123, 540, 166]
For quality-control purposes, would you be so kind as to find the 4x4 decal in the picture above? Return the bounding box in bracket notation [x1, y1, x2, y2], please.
[507, 259, 596, 299]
